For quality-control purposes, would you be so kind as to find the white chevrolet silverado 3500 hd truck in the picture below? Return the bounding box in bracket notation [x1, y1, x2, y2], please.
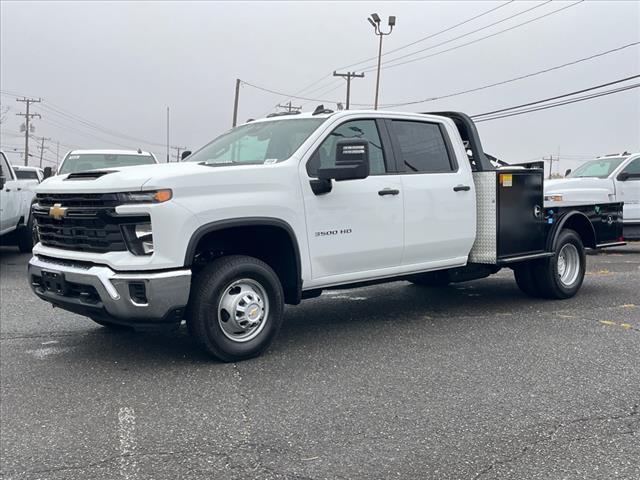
[28, 110, 624, 361]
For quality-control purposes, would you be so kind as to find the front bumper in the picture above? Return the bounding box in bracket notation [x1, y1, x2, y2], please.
[28, 255, 191, 328]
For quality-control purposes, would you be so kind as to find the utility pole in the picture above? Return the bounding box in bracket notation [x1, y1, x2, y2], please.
[543, 155, 559, 179]
[16, 97, 41, 166]
[170, 145, 187, 162]
[276, 101, 302, 113]
[332, 71, 365, 110]
[232, 78, 241, 128]
[367, 14, 396, 110]
[166, 107, 170, 163]
[36, 136, 51, 168]
[56, 141, 60, 167]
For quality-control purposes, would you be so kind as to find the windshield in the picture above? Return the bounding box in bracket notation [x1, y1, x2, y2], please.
[567, 158, 626, 178]
[59, 153, 156, 174]
[184, 118, 325, 166]
[15, 170, 39, 180]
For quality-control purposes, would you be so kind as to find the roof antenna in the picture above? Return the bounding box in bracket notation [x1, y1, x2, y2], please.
[313, 104, 334, 116]
[137, 148, 142, 154]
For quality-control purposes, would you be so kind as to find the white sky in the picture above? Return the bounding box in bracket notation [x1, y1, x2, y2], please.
[1, 1, 639, 173]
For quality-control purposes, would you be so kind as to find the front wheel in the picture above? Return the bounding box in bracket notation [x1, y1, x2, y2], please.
[533, 229, 586, 299]
[187, 255, 284, 362]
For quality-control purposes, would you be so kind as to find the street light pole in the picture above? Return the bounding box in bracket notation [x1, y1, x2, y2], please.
[368, 13, 396, 110]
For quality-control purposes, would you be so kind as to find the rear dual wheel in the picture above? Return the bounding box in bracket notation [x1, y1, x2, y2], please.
[514, 229, 585, 299]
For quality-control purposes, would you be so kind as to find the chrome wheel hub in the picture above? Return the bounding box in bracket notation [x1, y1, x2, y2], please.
[218, 279, 268, 342]
[557, 243, 580, 287]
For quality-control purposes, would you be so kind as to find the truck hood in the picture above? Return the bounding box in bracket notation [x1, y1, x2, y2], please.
[36, 162, 212, 193]
[544, 177, 615, 203]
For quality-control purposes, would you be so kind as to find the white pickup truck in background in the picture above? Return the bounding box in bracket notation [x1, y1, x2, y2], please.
[13, 165, 44, 184]
[54, 149, 159, 176]
[0, 151, 37, 252]
[545, 153, 640, 239]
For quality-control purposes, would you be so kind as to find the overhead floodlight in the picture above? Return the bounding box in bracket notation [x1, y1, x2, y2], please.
[388, 16, 396, 27]
[371, 13, 381, 23]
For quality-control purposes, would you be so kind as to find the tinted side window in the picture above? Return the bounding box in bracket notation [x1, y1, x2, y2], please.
[391, 121, 453, 173]
[622, 158, 640, 175]
[15, 170, 39, 180]
[307, 120, 386, 176]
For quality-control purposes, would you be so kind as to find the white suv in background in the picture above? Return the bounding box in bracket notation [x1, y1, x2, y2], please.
[545, 153, 640, 239]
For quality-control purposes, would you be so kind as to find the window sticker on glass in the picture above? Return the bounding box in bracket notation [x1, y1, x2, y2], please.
[264, 158, 278, 165]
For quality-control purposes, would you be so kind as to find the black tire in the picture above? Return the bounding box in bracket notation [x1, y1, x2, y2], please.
[187, 255, 284, 362]
[513, 263, 542, 297]
[533, 229, 586, 299]
[16, 213, 36, 253]
[408, 270, 450, 287]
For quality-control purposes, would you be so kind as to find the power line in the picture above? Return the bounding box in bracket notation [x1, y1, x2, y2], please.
[362, 1, 584, 73]
[471, 74, 640, 118]
[2, 90, 174, 150]
[337, 1, 516, 71]
[359, 0, 552, 72]
[380, 41, 640, 108]
[284, 1, 518, 103]
[40, 117, 135, 149]
[38, 102, 166, 148]
[473, 82, 640, 122]
[240, 80, 342, 104]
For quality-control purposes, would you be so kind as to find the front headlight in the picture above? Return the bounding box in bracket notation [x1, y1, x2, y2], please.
[118, 189, 172, 204]
[122, 222, 154, 255]
[544, 194, 563, 202]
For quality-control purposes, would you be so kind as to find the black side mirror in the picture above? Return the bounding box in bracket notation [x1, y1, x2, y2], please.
[318, 139, 370, 181]
[565, 169, 571, 177]
[0, 176, 5, 190]
[43, 166, 53, 179]
[181, 150, 192, 161]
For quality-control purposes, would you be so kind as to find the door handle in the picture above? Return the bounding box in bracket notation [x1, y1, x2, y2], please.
[378, 188, 400, 196]
[453, 185, 471, 192]
[16, 187, 22, 191]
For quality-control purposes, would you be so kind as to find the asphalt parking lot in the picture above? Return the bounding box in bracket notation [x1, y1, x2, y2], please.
[1, 245, 638, 480]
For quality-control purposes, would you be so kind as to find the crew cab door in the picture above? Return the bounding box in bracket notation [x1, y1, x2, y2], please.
[616, 157, 640, 223]
[386, 118, 475, 268]
[0, 153, 21, 234]
[301, 119, 404, 283]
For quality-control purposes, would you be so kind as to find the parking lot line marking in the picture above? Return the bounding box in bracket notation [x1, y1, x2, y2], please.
[118, 407, 138, 480]
[620, 323, 633, 329]
[599, 320, 617, 326]
[26, 346, 70, 359]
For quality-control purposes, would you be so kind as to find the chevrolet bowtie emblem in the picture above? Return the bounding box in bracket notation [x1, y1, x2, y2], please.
[49, 203, 68, 220]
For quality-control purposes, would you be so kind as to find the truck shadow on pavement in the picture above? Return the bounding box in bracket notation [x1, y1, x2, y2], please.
[46, 275, 594, 365]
